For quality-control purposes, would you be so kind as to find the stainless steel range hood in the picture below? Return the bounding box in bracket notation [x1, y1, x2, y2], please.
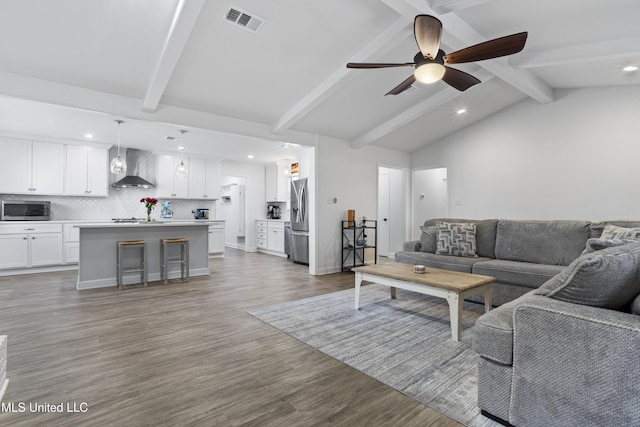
[112, 148, 154, 188]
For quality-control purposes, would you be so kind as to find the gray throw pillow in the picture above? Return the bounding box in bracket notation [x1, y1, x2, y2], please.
[436, 222, 478, 257]
[419, 225, 437, 253]
[581, 238, 636, 255]
[600, 224, 640, 240]
[536, 240, 640, 309]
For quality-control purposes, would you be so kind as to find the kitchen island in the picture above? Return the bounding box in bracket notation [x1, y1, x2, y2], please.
[76, 222, 210, 290]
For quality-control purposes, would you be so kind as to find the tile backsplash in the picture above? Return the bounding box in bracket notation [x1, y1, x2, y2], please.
[0, 190, 216, 221]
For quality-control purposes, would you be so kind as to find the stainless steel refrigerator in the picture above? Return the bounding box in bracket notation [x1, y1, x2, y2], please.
[290, 178, 309, 264]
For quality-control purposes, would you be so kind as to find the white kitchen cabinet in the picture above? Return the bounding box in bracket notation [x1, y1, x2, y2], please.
[0, 223, 63, 270]
[63, 223, 80, 264]
[257, 220, 285, 256]
[208, 221, 225, 256]
[0, 138, 64, 195]
[267, 221, 285, 253]
[0, 234, 29, 269]
[65, 145, 108, 196]
[265, 162, 287, 202]
[189, 158, 220, 200]
[256, 220, 268, 250]
[157, 155, 189, 198]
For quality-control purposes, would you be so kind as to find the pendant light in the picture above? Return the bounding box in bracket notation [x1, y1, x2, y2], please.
[175, 130, 188, 178]
[110, 119, 127, 174]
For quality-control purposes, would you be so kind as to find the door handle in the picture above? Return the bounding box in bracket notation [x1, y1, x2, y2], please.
[383, 218, 388, 221]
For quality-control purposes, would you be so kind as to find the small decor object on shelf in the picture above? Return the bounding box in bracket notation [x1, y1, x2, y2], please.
[347, 209, 355, 226]
[414, 265, 426, 274]
[140, 197, 158, 222]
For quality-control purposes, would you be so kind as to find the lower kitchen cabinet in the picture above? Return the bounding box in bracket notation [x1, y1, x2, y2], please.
[208, 221, 225, 257]
[0, 223, 63, 269]
[63, 223, 80, 264]
[256, 220, 286, 257]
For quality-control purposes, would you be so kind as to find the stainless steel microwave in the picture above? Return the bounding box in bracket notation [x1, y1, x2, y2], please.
[1, 201, 51, 221]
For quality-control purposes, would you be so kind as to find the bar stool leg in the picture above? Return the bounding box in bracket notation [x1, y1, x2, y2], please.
[184, 241, 189, 282]
[117, 244, 123, 290]
[142, 242, 147, 287]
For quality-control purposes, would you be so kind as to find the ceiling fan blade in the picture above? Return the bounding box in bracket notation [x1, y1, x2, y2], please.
[442, 67, 481, 91]
[444, 32, 528, 64]
[385, 75, 416, 96]
[346, 62, 414, 69]
[414, 15, 442, 60]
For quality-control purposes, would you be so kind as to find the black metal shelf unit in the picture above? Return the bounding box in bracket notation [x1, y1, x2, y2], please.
[341, 219, 377, 271]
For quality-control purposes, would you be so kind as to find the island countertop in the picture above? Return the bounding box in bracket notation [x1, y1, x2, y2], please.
[76, 222, 210, 290]
[75, 221, 220, 229]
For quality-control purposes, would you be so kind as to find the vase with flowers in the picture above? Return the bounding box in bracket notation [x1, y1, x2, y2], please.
[140, 197, 158, 222]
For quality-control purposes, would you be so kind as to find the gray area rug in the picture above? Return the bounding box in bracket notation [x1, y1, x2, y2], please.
[248, 284, 500, 427]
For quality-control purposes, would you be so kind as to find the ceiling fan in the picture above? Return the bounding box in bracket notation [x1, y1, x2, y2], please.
[346, 15, 527, 96]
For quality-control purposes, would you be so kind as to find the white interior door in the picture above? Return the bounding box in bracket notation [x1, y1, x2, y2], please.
[377, 170, 390, 257]
[378, 167, 408, 258]
[412, 168, 449, 239]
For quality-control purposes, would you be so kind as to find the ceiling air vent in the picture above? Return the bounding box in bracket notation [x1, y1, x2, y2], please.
[225, 6, 265, 33]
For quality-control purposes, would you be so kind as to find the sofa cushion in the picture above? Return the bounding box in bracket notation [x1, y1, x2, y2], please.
[472, 259, 565, 289]
[536, 240, 640, 309]
[424, 218, 498, 258]
[394, 251, 490, 273]
[632, 294, 640, 315]
[600, 224, 640, 240]
[419, 225, 437, 253]
[435, 222, 478, 257]
[494, 220, 590, 266]
[473, 291, 537, 365]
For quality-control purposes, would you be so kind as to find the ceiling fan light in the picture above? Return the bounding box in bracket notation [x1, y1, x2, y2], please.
[414, 63, 445, 84]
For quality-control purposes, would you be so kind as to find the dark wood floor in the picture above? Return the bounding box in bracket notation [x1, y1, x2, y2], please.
[0, 249, 462, 426]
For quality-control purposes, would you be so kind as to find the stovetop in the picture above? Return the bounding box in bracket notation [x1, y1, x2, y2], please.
[111, 217, 141, 223]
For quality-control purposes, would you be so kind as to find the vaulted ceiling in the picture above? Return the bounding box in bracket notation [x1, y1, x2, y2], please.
[0, 0, 638, 162]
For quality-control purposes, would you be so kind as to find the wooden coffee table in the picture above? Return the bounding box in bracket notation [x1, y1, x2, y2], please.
[353, 262, 495, 341]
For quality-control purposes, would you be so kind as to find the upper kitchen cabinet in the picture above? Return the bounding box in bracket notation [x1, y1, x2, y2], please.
[188, 158, 220, 200]
[65, 145, 108, 197]
[265, 161, 287, 202]
[0, 138, 64, 195]
[157, 154, 189, 199]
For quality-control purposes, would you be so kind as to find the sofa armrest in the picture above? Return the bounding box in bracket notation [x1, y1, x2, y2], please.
[510, 295, 640, 426]
[403, 240, 421, 252]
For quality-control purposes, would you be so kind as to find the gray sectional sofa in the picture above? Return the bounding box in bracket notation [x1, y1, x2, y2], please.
[395, 218, 640, 306]
[397, 218, 640, 426]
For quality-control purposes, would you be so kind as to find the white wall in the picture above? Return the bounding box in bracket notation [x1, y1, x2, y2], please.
[412, 167, 448, 239]
[411, 86, 640, 222]
[314, 136, 411, 274]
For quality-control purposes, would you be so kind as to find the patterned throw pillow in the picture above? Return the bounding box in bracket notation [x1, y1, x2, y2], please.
[436, 222, 478, 257]
[600, 224, 640, 240]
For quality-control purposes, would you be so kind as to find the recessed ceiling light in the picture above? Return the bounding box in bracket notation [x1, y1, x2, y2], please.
[84, 133, 93, 139]
[457, 108, 467, 115]
[165, 136, 177, 141]
[178, 146, 185, 151]
[247, 154, 254, 159]
[623, 65, 638, 72]
[280, 143, 300, 149]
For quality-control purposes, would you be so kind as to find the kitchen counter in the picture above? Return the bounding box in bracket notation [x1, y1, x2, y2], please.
[76, 222, 210, 290]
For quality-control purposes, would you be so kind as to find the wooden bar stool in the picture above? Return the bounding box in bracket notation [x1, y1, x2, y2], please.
[160, 238, 189, 283]
[116, 240, 147, 290]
